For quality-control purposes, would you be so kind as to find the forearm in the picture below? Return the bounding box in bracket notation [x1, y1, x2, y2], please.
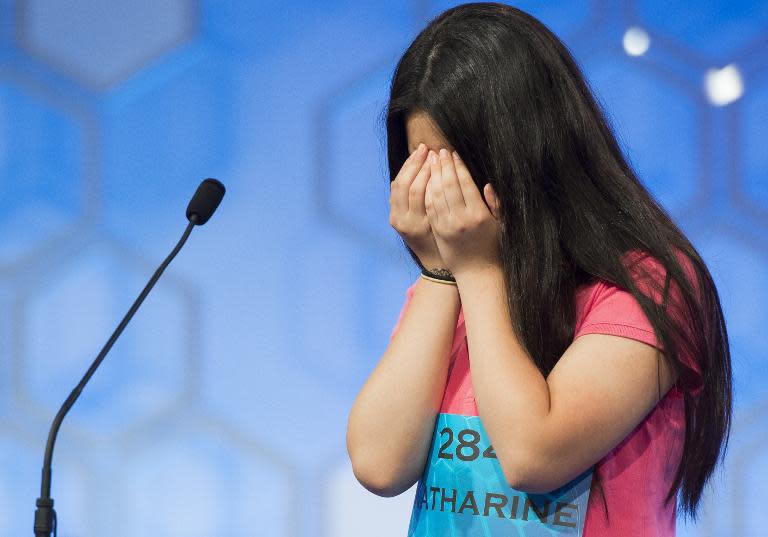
[347, 277, 460, 495]
[456, 266, 552, 486]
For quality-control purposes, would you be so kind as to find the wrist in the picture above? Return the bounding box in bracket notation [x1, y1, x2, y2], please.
[416, 273, 461, 296]
[421, 272, 457, 287]
[421, 266, 455, 280]
[453, 263, 504, 287]
[417, 254, 446, 271]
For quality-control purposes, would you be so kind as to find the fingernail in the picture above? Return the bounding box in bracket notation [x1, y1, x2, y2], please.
[452, 150, 459, 160]
[439, 148, 449, 159]
[417, 143, 426, 154]
[429, 151, 437, 164]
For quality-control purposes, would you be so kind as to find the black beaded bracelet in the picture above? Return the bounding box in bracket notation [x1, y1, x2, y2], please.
[421, 267, 456, 282]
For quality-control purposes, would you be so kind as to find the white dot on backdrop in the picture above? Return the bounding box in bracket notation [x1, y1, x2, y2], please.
[623, 26, 650, 57]
[705, 64, 744, 106]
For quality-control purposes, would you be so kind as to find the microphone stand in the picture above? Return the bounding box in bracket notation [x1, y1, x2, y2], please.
[33, 215, 198, 537]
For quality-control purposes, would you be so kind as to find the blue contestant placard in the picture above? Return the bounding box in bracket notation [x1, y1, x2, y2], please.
[408, 413, 592, 536]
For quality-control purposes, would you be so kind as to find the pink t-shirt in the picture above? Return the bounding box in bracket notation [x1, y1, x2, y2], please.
[390, 250, 702, 536]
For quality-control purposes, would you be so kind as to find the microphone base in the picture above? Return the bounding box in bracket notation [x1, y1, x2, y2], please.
[34, 497, 55, 537]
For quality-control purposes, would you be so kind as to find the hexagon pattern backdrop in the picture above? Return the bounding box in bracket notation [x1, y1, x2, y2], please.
[0, 1, 766, 536]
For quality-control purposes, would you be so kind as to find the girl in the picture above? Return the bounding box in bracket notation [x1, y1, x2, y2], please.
[346, 3, 731, 536]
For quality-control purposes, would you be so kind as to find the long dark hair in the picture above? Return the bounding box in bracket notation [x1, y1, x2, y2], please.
[382, 2, 731, 522]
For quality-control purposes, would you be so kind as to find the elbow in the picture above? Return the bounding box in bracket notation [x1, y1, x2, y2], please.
[497, 446, 530, 491]
[498, 449, 562, 495]
[349, 457, 412, 497]
[504, 472, 555, 496]
[500, 459, 535, 493]
[345, 416, 417, 497]
[347, 435, 414, 497]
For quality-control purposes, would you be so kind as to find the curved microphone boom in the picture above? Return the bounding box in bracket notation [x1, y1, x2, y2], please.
[33, 178, 225, 537]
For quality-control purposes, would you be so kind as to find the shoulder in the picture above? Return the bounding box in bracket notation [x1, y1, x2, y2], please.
[620, 247, 699, 303]
[574, 247, 704, 395]
[575, 247, 697, 313]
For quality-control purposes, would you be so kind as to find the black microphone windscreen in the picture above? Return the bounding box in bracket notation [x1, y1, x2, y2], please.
[187, 178, 225, 225]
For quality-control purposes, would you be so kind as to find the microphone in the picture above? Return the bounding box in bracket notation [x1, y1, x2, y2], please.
[33, 178, 225, 537]
[187, 178, 225, 225]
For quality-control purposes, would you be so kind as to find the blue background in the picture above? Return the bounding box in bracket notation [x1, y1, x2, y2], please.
[0, 1, 766, 535]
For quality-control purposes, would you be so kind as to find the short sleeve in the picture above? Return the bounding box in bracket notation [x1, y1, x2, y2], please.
[574, 250, 703, 396]
[389, 279, 419, 341]
[574, 281, 661, 350]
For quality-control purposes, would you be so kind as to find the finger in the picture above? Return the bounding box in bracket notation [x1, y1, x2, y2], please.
[439, 148, 466, 210]
[425, 175, 438, 224]
[408, 155, 431, 214]
[484, 183, 501, 220]
[428, 150, 450, 217]
[401, 143, 428, 186]
[391, 143, 428, 212]
[452, 151, 484, 207]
